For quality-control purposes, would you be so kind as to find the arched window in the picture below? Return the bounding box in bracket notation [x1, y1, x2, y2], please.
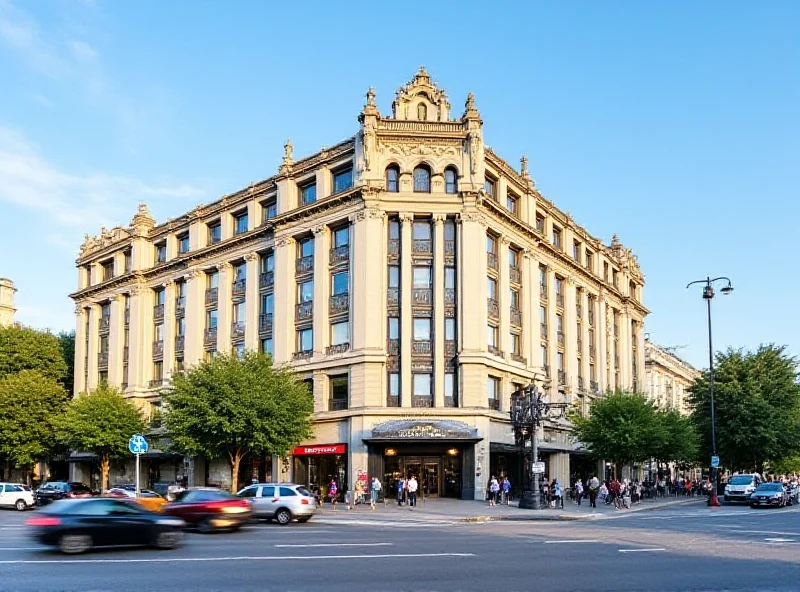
[444, 167, 458, 194]
[417, 103, 427, 121]
[385, 166, 399, 192]
[413, 165, 431, 193]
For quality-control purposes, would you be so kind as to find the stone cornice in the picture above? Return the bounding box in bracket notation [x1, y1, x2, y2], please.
[270, 188, 362, 228]
[484, 148, 529, 195]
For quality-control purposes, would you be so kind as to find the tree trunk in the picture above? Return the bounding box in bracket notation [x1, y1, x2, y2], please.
[229, 449, 243, 494]
[100, 455, 110, 494]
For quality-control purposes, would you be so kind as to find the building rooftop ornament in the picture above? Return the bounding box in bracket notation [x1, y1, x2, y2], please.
[606, 233, 643, 279]
[279, 138, 294, 175]
[0, 277, 16, 327]
[462, 91, 481, 121]
[391, 67, 451, 121]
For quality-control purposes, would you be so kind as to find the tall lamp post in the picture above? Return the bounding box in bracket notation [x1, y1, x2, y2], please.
[686, 276, 734, 507]
[510, 384, 568, 510]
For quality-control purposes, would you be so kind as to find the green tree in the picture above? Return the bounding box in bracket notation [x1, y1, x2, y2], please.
[0, 370, 68, 482]
[163, 352, 314, 493]
[571, 390, 665, 474]
[56, 384, 145, 492]
[652, 409, 699, 467]
[0, 324, 67, 383]
[56, 331, 76, 396]
[688, 345, 800, 474]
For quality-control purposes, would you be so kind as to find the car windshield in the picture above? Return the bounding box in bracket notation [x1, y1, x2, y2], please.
[729, 476, 754, 485]
[40, 499, 89, 514]
[756, 483, 783, 491]
[297, 486, 313, 497]
[39, 482, 60, 490]
[175, 490, 234, 503]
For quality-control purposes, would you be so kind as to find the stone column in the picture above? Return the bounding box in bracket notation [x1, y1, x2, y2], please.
[162, 281, 176, 379]
[619, 308, 631, 388]
[74, 306, 88, 395]
[312, 225, 330, 358]
[183, 270, 205, 367]
[546, 267, 558, 392]
[597, 290, 608, 392]
[498, 237, 510, 358]
[399, 213, 413, 408]
[432, 214, 446, 408]
[564, 278, 578, 398]
[636, 322, 646, 391]
[244, 253, 260, 351]
[108, 294, 124, 387]
[216, 262, 233, 354]
[351, 208, 385, 352]
[85, 304, 101, 391]
[523, 250, 541, 372]
[273, 237, 295, 364]
[126, 283, 146, 390]
[580, 289, 591, 393]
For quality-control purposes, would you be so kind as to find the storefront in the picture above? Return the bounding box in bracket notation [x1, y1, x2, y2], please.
[364, 420, 482, 501]
[292, 444, 348, 502]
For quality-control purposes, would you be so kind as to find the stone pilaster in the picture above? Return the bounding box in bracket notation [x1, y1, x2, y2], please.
[273, 237, 295, 364]
[108, 294, 124, 387]
[312, 225, 330, 358]
[162, 281, 176, 379]
[74, 306, 88, 394]
[86, 304, 101, 391]
[244, 253, 260, 351]
[399, 213, 413, 408]
[216, 262, 233, 354]
[183, 271, 205, 367]
[432, 214, 446, 408]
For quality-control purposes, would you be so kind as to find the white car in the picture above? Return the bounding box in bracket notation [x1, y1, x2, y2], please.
[0, 483, 35, 511]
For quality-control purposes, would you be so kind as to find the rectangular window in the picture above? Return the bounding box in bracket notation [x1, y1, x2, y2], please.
[573, 240, 580, 261]
[413, 374, 432, 397]
[261, 252, 274, 273]
[208, 271, 219, 289]
[234, 261, 246, 281]
[539, 305, 547, 324]
[509, 333, 521, 354]
[556, 314, 564, 333]
[178, 233, 190, 254]
[484, 177, 496, 198]
[101, 260, 114, 282]
[541, 345, 548, 366]
[333, 226, 349, 247]
[176, 317, 185, 336]
[154, 288, 166, 306]
[299, 237, 314, 258]
[233, 301, 245, 323]
[389, 219, 400, 239]
[208, 221, 221, 244]
[389, 373, 400, 397]
[539, 266, 547, 291]
[506, 192, 518, 214]
[153, 361, 163, 381]
[486, 234, 497, 255]
[123, 250, 132, 273]
[388, 266, 400, 288]
[509, 248, 518, 269]
[155, 243, 167, 263]
[412, 221, 431, 240]
[300, 181, 317, 205]
[413, 266, 432, 288]
[585, 250, 593, 271]
[487, 277, 497, 299]
[298, 280, 314, 303]
[153, 323, 164, 342]
[233, 343, 245, 359]
[552, 227, 562, 250]
[332, 271, 348, 295]
[555, 277, 563, 297]
[557, 351, 565, 371]
[234, 211, 248, 235]
[297, 328, 313, 352]
[509, 288, 519, 309]
[445, 267, 456, 290]
[261, 338, 273, 356]
[535, 213, 545, 233]
[444, 373, 455, 399]
[612, 268, 619, 287]
[603, 261, 609, 281]
[413, 318, 431, 341]
[487, 376, 500, 401]
[261, 292, 274, 314]
[331, 321, 349, 345]
[388, 317, 400, 339]
[487, 324, 498, 347]
[262, 199, 277, 222]
[445, 318, 456, 340]
[333, 168, 353, 193]
[206, 309, 218, 328]
[330, 375, 349, 405]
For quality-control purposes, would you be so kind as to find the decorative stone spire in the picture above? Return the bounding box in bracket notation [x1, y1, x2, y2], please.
[360, 86, 380, 120]
[520, 155, 529, 178]
[279, 139, 294, 175]
[462, 91, 481, 121]
[611, 234, 621, 247]
[129, 203, 155, 238]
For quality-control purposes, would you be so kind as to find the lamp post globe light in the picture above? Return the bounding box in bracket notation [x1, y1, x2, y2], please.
[686, 276, 734, 507]
[510, 384, 568, 510]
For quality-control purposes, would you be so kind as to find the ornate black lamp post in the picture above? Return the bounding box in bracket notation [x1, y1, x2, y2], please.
[510, 384, 568, 509]
[686, 276, 733, 507]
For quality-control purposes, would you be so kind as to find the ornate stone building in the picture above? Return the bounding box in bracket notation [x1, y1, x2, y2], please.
[0, 278, 16, 326]
[70, 68, 647, 497]
[644, 338, 700, 415]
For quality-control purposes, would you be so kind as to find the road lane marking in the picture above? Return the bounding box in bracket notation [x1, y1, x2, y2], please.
[0, 552, 475, 565]
[0, 547, 48, 551]
[618, 548, 666, 553]
[543, 540, 599, 544]
[275, 543, 392, 548]
[732, 530, 800, 536]
[763, 538, 796, 543]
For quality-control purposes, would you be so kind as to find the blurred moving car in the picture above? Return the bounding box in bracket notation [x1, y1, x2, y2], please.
[26, 498, 185, 554]
[35, 482, 94, 506]
[106, 485, 169, 513]
[0, 483, 35, 511]
[749, 482, 792, 508]
[723, 474, 762, 503]
[237, 483, 317, 525]
[162, 488, 251, 532]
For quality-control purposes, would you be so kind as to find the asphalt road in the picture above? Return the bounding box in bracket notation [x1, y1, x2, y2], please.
[0, 502, 798, 592]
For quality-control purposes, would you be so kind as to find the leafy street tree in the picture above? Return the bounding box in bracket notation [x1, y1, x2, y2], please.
[56, 384, 145, 492]
[164, 352, 314, 493]
[571, 390, 666, 474]
[0, 324, 67, 384]
[652, 409, 699, 469]
[688, 344, 800, 474]
[0, 370, 68, 483]
[56, 331, 76, 396]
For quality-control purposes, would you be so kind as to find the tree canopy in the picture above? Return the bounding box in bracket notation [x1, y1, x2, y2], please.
[163, 352, 314, 493]
[56, 331, 76, 396]
[0, 324, 67, 383]
[688, 344, 800, 474]
[56, 384, 145, 492]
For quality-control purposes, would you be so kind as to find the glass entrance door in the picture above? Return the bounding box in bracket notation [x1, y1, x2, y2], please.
[422, 460, 440, 497]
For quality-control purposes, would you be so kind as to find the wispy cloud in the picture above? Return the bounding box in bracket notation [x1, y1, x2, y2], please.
[68, 39, 97, 62]
[0, 0, 70, 79]
[0, 125, 203, 234]
[30, 93, 54, 107]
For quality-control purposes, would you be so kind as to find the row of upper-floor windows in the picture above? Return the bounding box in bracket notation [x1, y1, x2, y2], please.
[384, 165, 459, 194]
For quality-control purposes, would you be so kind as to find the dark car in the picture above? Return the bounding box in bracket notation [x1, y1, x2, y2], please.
[35, 481, 94, 505]
[749, 483, 792, 508]
[162, 488, 252, 532]
[26, 498, 185, 554]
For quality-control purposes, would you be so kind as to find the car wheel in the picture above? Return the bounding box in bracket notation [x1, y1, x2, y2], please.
[58, 534, 92, 554]
[297, 516, 311, 523]
[14, 499, 27, 511]
[197, 518, 215, 534]
[275, 509, 292, 525]
[154, 530, 183, 549]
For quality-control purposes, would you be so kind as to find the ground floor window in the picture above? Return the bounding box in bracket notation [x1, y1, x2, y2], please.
[293, 445, 348, 502]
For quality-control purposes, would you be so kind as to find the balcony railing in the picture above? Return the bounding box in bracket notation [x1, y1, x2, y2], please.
[231, 321, 245, 340]
[444, 340, 456, 358]
[557, 331, 565, 346]
[329, 244, 350, 266]
[326, 343, 350, 356]
[444, 288, 456, 305]
[412, 288, 432, 306]
[576, 303, 583, 318]
[259, 313, 273, 334]
[511, 353, 527, 365]
[487, 298, 499, 319]
[556, 293, 564, 308]
[152, 340, 164, 358]
[509, 266, 521, 284]
[412, 395, 433, 408]
[487, 252, 498, 270]
[510, 307, 522, 326]
[444, 239, 455, 256]
[412, 340, 432, 355]
[413, 239, 432, 254]
[98, 351, 109, 367]
[387, 395, 400, 408]
[488, 398, 501, 411]
[99, 316, 110, 333]
[175, 336, 185, 353]
[293, 350, 313, 361]
[488, 345, 504, 358]
[557, 370, 567, 385]
[153, 304, 164, 320]
[387, 339, 399, 356]
[204, 327, 217, 347]
[149, 379, 164, 388]
[296, 301, 313, 322]
[205, 288, 218, 307]
[175, 298, 186, 317]
[329, 398, 348, 411]
[232, 279, 246, 298]
[540, 323, 548, 338]
[329, 293, 349, 315]
[388, 238, 400, 259]
[444, 396, 457, 408]
[259, 271, 274, 290]
[387, 287, 399, 307]
[296, 255, 314, 275]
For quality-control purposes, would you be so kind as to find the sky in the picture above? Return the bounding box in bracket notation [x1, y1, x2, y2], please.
[0, 0, 797, 370]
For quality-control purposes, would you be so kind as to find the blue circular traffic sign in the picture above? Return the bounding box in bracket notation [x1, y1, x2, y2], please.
[129, 434, 149, 455]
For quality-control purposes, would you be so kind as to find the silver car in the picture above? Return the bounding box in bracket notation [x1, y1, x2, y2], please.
[236, 483, 316, 525]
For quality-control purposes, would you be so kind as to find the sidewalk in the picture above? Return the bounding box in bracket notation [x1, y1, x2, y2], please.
[313, 495, 706, 524]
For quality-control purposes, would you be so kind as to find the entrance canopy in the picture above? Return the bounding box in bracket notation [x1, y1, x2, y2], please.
[363, 419, 482, 443]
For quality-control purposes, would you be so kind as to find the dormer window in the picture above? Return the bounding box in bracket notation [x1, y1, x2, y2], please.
[445, 167, 458, 194]
[234, 211, 248, 235]
[300, 181, 317, 205]
[208, 220, 221, 245]
[333, 168, 353, 193]
[155, 242, 167, 264]
[386, 166, 399, 192]
[484, 177, 496, 199]
[262, 198, 277, 222]
[413, 165, 431, 193]
[417, 103, 427, 121]
[178, 233, 190, 254]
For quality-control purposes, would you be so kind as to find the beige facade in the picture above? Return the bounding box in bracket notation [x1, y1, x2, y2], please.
[644, 339, 700, 415]
[70, 69, 647, 498]
[0, 278, 16, 326]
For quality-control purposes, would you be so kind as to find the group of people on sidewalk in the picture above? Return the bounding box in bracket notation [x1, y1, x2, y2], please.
[486, 475, 512, 506]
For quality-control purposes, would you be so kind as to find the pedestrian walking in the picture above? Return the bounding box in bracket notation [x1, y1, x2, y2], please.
[588, 475, 599, 508]
[396, 476, 405, 506]
[575, 479, 584, 506]
[502, 476, 511, 505]
[370, 476, 382, 510]
[329, 478, 338, 512]
[489, 476, 500, 506]
[407, 475, 418, 507]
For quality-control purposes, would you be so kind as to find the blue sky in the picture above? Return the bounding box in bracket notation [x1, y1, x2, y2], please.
[0, 0, 797, 369]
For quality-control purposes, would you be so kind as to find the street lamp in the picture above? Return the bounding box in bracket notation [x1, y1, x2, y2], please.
[686, 276, 734, 507]
[510, 384, 568, 510]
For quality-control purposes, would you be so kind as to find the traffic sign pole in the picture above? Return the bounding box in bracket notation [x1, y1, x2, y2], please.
[128, 435, 149, 498]
[135, 452, 140, 498]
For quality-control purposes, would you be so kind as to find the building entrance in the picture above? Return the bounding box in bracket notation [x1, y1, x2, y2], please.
[383, 454, 459, 498]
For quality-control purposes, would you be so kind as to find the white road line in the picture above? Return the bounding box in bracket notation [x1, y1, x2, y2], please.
[0, 552, 475, 565]
[543, 540, 600, 544]
[0, 547, 47, 551]
[618, 548, 666, 553]
[732, 529, 800, 536]
[763, 538, 796, 543]
[275, 543, 392, 548]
